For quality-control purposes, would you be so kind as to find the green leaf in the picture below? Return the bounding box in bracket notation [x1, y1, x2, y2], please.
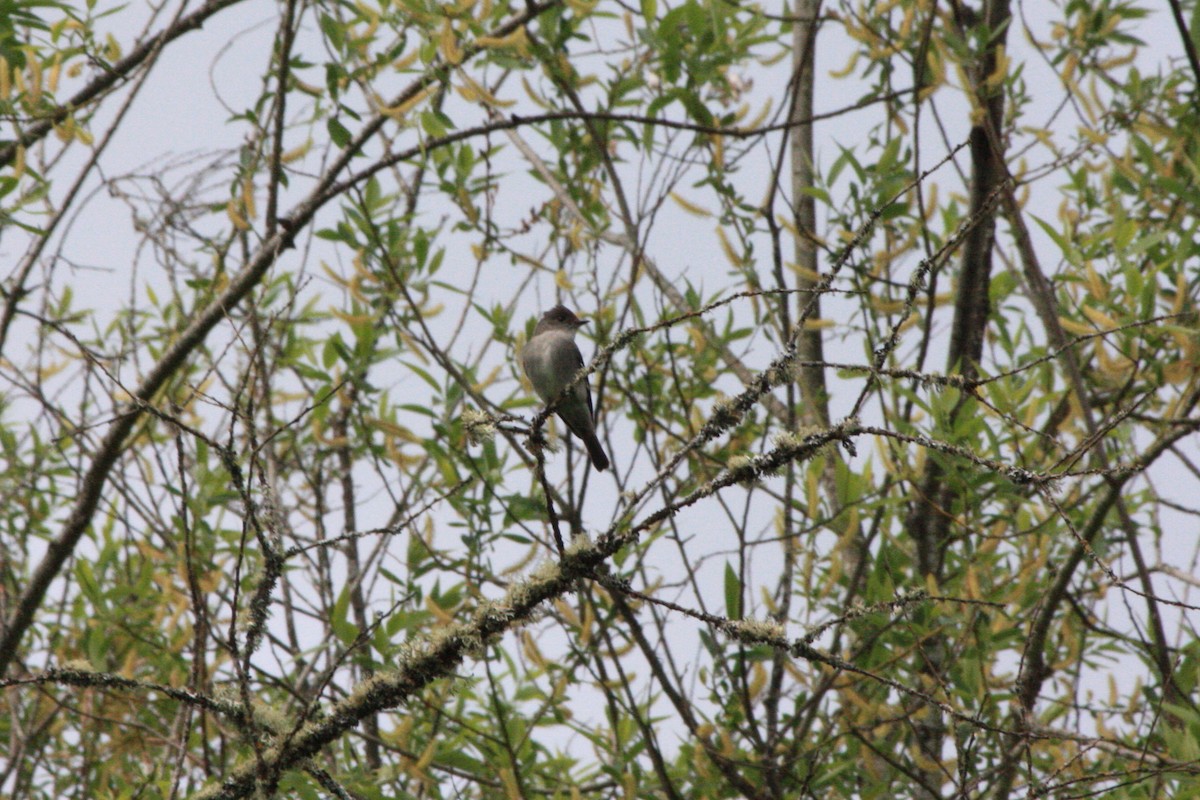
[328, 117, 352, 148]
[331, 586, 359, 646]
[1193, 2, 1200, 59]
[724, 562, 742, 620]
[402, 360, 441, 391]
[322, 336, 342, 369]
[318, 13, 344, 52]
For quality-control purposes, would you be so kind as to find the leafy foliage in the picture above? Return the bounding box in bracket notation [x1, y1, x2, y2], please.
[1, 0, 1198, 799]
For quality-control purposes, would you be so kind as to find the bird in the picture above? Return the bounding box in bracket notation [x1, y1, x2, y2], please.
[521, 305, 610, 471]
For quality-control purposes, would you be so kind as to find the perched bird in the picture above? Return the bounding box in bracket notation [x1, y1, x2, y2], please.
[521, 305, 610, 471]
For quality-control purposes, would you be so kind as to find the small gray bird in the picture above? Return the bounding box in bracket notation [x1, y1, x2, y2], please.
[521, 305, 610, 471]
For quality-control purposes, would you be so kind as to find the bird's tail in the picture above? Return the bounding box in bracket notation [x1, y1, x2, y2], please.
[584, 433, 610, 471]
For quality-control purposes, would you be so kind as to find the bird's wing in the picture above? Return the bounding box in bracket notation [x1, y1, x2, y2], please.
[572, 344, 595, 420]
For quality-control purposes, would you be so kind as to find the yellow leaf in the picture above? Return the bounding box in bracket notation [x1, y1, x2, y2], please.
[716, 226, 741, 267]
[54, 116, 73, 142]
[103, 33, 122, 62]
[670, 191, 711, 217]
[455, 73, 516, 107]
[578, 601, 594, 647]
[321, 261, 350, 287]
[1058, 316, 1095, 336]
[226, 199, 250, 231]
[748, 662, 768, 700]
[292, 78, 323, 97]
[393, 48, 420, 72]
[439, 19, 463, 65]
[521, 75, 548, 108]
[368, 417, 422, 442]
[25, 49, 42, 105]
[472, 364, 500, 392]
[983, 45, 1009, 91]
[1081, 305, 1118, 330]
[38, 359, 68, 381]
[47, 54, 61, 93]
[331, 308, 373, 325]
[425, 594, 454, 624]
[1061, 52, 1078, 86]
[280, 139, 312, 163]
[380, 84, 437, 120]
[1172, 269, 1188, 316]
[870, 294, 906, 314]
[312, 414, 348, 448]
[1098, 50, 1137, 70]
[475, 26, 530, 57]
[740, 97, 772, 132]
[1164, 359, 1191, 384]
[415, 739, 437, 772]
[837, 507, 860, 552]
[1084, 262, 1107, 300]
[965, 564, 980, 600]
[910, 742, 941, 772]
[1078, 125, 1108, 146]
[760, 585, 779, 615]
[241, 176, 256, 220]
[788, 262, 822, 282]
[806, 467, 819, 517]
[829, 50, 860, 79]
[554, 597, 579, 626]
